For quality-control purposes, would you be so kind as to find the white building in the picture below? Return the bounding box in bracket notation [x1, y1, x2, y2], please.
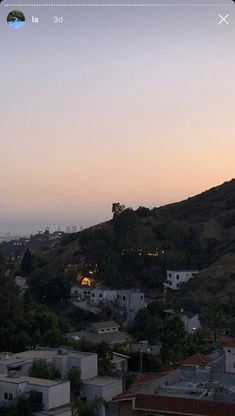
[0, 347, 123, 416]
[164, 270, 199, 291]
[66, 321, 130, 345]
[222, 338, 235, 373]
[0, 374, 70, 413]
[164, 309, 201, 334]
[71, 287, 145, 318]
[116, 290, 145, 313]
[83, 376, 122, 416]
[180, 311, 201, 334]
[15, 276, 28, 293]
[0, 348, 97, 381]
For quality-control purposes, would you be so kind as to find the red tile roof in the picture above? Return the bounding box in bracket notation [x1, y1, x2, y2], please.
[135, 394, 235, 416]
[182, 353, 213, 366]
[113, 372, 169, 400]
[221, 337, 235, 348]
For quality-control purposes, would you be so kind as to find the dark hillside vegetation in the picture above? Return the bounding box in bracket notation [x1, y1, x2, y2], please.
[6, 179, 235, 307]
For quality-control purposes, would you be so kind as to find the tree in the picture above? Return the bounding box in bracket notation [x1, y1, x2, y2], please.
[130, 306, 163, 344]
[68, 367, 82, 399]
[160, 316, 186, 365]
[21, 249, 33, 275]
[0, 396, 33, 416]
[200, 304, 225, 342]
[112, 203, 125, 218]
[97, 342, 114, 376]
[0, 252, 25, 351]
[72, 397, 107, 416]
[16, 396, 32, 416]
[29, 359, 61, 380]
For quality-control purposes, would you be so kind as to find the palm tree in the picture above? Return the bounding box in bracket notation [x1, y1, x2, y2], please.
[72, 397, 107, 416]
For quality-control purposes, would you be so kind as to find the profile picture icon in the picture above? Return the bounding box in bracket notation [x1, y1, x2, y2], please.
[7, 10, 25, 29]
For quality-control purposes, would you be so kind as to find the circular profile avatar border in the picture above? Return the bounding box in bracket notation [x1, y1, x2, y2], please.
[7, 10, 26, 29]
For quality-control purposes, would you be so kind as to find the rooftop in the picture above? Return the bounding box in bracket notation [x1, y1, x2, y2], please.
[91, 321, 119, 330]
[114, 372, 170, 400]
[135, 394, 235, 416]
[0, 348, 96, 367]
[182, 353, 214, 366]
[222, 337, 235, 348]
[83, 376, 121, 387]
[36, 405, 71, 416]
[67, 330, 129, 345]
[0, 375, 65, 387]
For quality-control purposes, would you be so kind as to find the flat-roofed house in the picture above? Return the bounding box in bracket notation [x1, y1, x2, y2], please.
[0, 348, 97, 381]
[0, 374, 70, 413]
[66, 321, 131, 346]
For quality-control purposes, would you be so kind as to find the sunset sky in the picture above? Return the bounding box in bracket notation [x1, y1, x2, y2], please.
[0, 0, 235, 234]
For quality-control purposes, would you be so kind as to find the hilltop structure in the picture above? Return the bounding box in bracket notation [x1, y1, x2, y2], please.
[71, 286, 145, 320]
[164, 270, 199, 291]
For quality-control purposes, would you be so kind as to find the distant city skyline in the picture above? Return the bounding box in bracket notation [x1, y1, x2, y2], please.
[0, 1, 234, 235]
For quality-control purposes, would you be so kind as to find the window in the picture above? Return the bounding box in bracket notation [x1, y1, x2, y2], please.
[177, 283, 180, 288]
[92, 293, 95, 297]
[117, 294, 119, 299]
[177, 276, 179, 279]
[233, 362, 235, 368]
[99, 294, 103, 297]
[176, 274, 179, 278]
[123, 296, 126, 301]
[228, 350, 231, 353]
[4, 393, 8, 400]
[9, 393, 13, 401]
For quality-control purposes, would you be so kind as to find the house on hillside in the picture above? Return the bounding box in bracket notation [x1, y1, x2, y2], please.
[66, 321, 131, 346]
[71, 287, 145, 320]
[164, 270, 199, 291]
[15, 275, 28, 293]
[164, 309, 201, 334]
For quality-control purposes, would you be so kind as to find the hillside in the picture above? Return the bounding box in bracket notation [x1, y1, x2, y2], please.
[18, 179, 235, 307]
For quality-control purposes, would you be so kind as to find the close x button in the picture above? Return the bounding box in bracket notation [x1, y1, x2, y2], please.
[218, 14, 229, 25]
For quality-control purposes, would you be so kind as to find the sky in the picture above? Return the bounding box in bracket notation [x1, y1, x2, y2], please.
[0, 0, 235, 234]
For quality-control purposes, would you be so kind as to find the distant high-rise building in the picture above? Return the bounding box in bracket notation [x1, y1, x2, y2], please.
[71, 225, 77, 233]
[66, 226, 71, 234]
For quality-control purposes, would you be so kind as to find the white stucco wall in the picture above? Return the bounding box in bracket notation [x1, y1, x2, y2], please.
[79, 354, 98, 380]
[0, 380, 27, 402]
[224, 347, 235, 373]
[82, 378, 122, 416]
[48, 382, 70, 410]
